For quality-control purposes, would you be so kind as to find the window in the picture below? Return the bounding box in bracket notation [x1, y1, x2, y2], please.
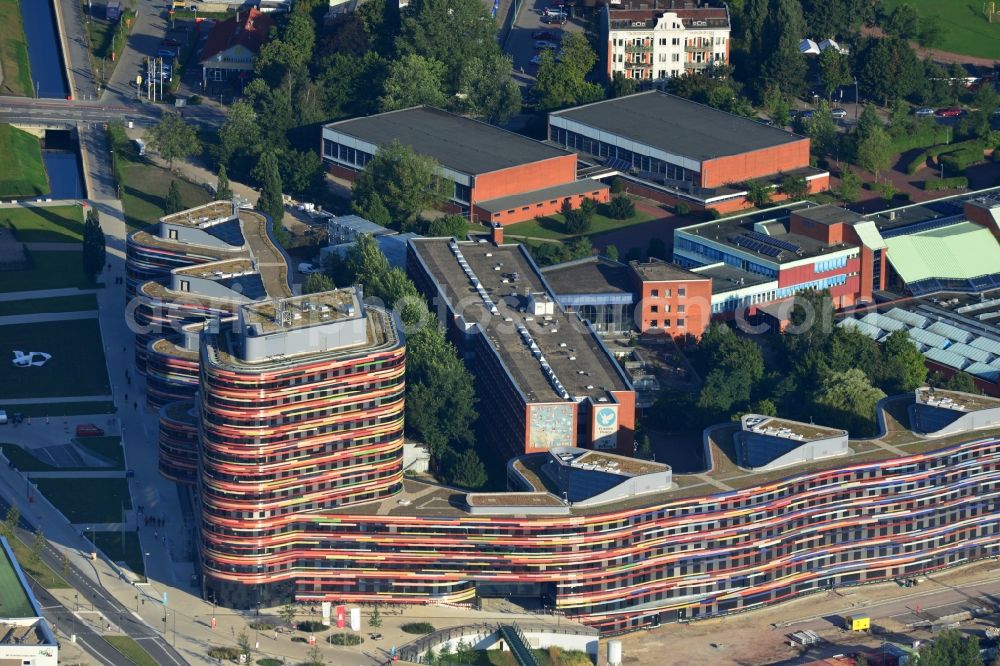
[659, 38, 667, 45]
[650, 320, 658, 328]
[678, 318, 686, 327]
[650, 305, 659, 313]
[663, 319, 671, 327]
[672, 38, 680, 45]
[671, 53, 680, 62]
[650, 289, 659, 297]
[168, 229, 178, 240]
[179, 280, 190, 292]
[678, 288, 686, 296]
[663, 304, 671, 313]
[664, 289, 672, 297]
[678, 304, 685, 313]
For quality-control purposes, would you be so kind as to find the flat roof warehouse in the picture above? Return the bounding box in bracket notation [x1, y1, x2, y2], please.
[324, 106, 574, 175]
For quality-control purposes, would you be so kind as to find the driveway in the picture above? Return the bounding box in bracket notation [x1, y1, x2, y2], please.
[104, 1, 172, 102]
[505, 0, 586, 86]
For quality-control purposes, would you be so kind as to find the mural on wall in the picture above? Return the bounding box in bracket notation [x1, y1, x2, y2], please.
[529, 403, 575, 449]
[592, 404, 619, 450]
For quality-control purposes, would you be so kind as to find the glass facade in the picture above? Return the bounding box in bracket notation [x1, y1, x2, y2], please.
[549, 126, 693, 182]
[675, 237, 778, 278]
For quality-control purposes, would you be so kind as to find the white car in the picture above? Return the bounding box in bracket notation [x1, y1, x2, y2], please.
[530, 54, 543, 65]
[534, 40, 558, 50]
[830, 108, 847, 119]
[298, 262, 320, 275]
[914, 107, 935, 117]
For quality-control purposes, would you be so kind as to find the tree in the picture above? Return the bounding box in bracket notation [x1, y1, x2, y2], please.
[837, 168, 862, 202]
[459, 51, 522, 124]
[696, 329, 765, 418]
[368, 606, 382, 629]
[352, 141, 451, 230]
[813, 368, 886, 436]
[854, 655, 869, 666]
[763, 87, 791, 127]
[638, 434, 652, 458]
[942, 371, 978, 394]
[806, 101, 838, 156]
[304, 644, 324, 666]
[279, 149, 323, 197]
[855, 104, 883, 143]
[857, 126, 892, 179]
[217, 100, 262, 173]
[379, 54, 447, 111]
[446, 448, 487, 489]
[780, 174, 809, 201]
[30, 529, 45, 564]
[857, 37, 922, 106]
[818, 48, 850, 100]
[917, 628, 983, 666]
[304, 273, 335, 294]
[604, 244, 619, 261]
[147, 112, 200, 170]
[745, 179, 772, 207]
[607, 195, 635, 219]
[61, 552, 69, 577]
[611, 72, 637, 98]
[254, 151, 285, 227]
[397, 0, 499, 90]
[882, 4, 919, 40]
[165, 180, 183, 215]
[917, 15, 946, 48]
[880, 330, 927, 393]
[423, 215, 468, 238]
[81, 208, 106, 282]
[758, 0, 808, 97]
[236, 629, 253, 663]
[564, 208, 592, 234]
[533, 34, 604, 110]
[877, 180, 897, 204]
[216, 165, 233, 201]
[279, 602, 296, 627]
[0, 507, 17, 539]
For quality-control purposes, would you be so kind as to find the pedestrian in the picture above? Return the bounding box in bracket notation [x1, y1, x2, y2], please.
[154, 530, 158, 538]
[273, 630, 278, 640]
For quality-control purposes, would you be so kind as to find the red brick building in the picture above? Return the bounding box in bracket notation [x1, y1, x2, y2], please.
[321, 106, 608, 226]
[629, 258, 712, 337]
[548, 92, 829, 213]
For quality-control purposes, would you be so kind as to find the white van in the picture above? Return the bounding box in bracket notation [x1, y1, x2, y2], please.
[133, 138, 146, 156]
[0, 410, 7, 425]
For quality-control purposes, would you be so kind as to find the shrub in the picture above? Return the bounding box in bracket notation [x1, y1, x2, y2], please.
[327, 633, 364, 645]
[939, 147, 982, 175]
[208, 647, 241, 660]
[905, 151, 928, 175]
[890, 124, 950, 152]
[401, 622, 436, 634]
[564, 209, 591, 233]
[674, 202, 690, 215]
[610, 177, 625, 194]
[188, 95, 202, 105]
[249, 622, 275, 631]
[924, 177, 969, 191]
[705, 208, 721, 220]
[606, 195, 635, 219]
[290, 636, 308, 643]
[257, 660, 283, 666]
[296, 621, 326, 632]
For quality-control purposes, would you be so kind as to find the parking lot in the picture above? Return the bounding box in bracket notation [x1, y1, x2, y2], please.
[506, 0, 586, 86]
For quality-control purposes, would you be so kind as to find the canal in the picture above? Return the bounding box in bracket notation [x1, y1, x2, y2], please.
[41, 130, 86, 200]
[19, 0, 69, 98]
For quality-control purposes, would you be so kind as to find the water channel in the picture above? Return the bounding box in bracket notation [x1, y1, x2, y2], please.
[19, 0, 69, 99]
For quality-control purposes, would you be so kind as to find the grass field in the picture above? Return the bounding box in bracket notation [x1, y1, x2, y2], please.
[505, 205, 653, 241]
[6, 534, 67, 589]
[0, 0, 33, 97]
[33, 477, 131, 523]
[0, 205, 86, 243]
[92, 531, 144, 574]
[0, 293, 97, 316]
[0, 444, 60, 471]
[0, 437, 122, 471]
[105, 635, 159, 666]
[0, 251, 99, 293]
[882, 0, 1000, 60]
[0, 125, 47, 197]
[78, 436, 125, 468]
[121, 162, 212, 231]
[0, 542, 34, 617]
[0, 319, 110, 399]
[6, 401, 116, 417]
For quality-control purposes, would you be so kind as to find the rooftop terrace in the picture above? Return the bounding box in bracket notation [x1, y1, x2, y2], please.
[916, 388, 1000, 412]
[160, 201, 235, 228]
[241, 290, 361, 334]
[742, 416, 846, 442]
[409, 238, 630, 402]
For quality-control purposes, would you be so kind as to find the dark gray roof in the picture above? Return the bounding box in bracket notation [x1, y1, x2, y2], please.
[476, 181, 608, 214]
[542, 256, 635, 295]
[793, 204, 863, 227]
[324, 107, 573, 176]
[691, 263, 774, 294]
[550, 92, 805, 162]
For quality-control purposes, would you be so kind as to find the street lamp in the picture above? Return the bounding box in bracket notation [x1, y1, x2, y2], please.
[854, 77, 859, 122]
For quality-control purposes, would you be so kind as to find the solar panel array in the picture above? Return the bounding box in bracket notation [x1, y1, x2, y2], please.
[745, 230, 801, 253]
[730, 235, 783, 257]
[603, 157, 631, 172]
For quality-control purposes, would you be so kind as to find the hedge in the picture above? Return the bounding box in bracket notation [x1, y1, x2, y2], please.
[925, 177, 969, 191]
[890, 125, 951, 153]
[904, 153, 928, 175]
[939, 146, 984, 175]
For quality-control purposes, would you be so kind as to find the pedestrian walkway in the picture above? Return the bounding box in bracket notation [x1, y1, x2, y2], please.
[1, 395, 113, 405]
[27, 470, 126, 479]
[0, 311, 97, 326]
[23, 242, 81, 252]
[0, 287, 98, 302]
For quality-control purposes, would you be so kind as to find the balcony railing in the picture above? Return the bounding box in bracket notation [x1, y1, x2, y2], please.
[684, 44, 710, 52]
[624, 43, 653, 53]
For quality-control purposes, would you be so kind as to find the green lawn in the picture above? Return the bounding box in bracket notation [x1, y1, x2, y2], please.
[6, 534, 68, 589]
[78, 436, 125, 468]
[0, 540, 34, 617]
[0, 0, 33, 96]
[505, 206, 653, 241]
[105, 635, 159, 666]
[32, 477, 131, 523]
[0, 205, 86, 243]
[882, 0, 1000, 59]
[0, 319, 110, 399]
[6, 401, 116, 417]
[0, 251, 100, 293]
[92, 531, 144, 575]
[0, 125, 47, 197]
[121, 162, 212, 231]
[0, 293, 97, 316]
[0, 444, 60, 471]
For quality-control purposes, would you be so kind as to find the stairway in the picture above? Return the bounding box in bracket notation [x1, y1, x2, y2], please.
[498, 624, 539, 666]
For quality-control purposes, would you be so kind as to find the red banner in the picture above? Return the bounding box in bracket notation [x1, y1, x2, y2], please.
[335, 605, 346, 629]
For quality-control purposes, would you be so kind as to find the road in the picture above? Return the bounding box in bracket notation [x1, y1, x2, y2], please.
[506, 0, 586, 86]
[0, 495, 186, 666]
[0, 94, 227, 128]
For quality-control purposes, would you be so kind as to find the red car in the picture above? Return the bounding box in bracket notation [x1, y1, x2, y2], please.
[935, 107, 963, 117]
[75, 423, 105, 437]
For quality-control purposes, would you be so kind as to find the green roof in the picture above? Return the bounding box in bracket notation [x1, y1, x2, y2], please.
[0, 538, 36, 618]
[884, 221, 1000, 284]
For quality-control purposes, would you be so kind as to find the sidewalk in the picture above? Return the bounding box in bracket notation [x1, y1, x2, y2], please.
[0, 287, 99, 302]
[1, 395, 113, 405]
[0, 311, 97, 325]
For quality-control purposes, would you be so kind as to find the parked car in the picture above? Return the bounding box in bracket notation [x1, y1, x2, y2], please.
[530, 54, 543, 65]
[798, 109, 815, 120]
[161, 37, 181, 47]
[935, 107, 963, 117]
[298, 262, 320, 275]
[534, 40, 558, 50]
[830, 107, 847, 119]
[531, 30, 559, 40]
[914, 107, 935, 117]
[157, 48, 177, 59]
[541, 14, 567, 24]
[75, 424, 105, 437]
[0, 411, 7, 425]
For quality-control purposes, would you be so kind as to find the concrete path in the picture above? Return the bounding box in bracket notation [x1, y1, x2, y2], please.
[74, 522, 130, 531]
[694, 473, 733, 492]
[55, 0, 99, 100]
[28, 470, 125, 479]
[23, 242, 81, 252]
[0, 287, 98, 302]
[0, 311, 97, 325]
[1, 395, 113, 405]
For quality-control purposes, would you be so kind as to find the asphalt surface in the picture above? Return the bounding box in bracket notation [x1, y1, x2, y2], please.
[0, 495, 186, 666]
[506, 0, 586, 86]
